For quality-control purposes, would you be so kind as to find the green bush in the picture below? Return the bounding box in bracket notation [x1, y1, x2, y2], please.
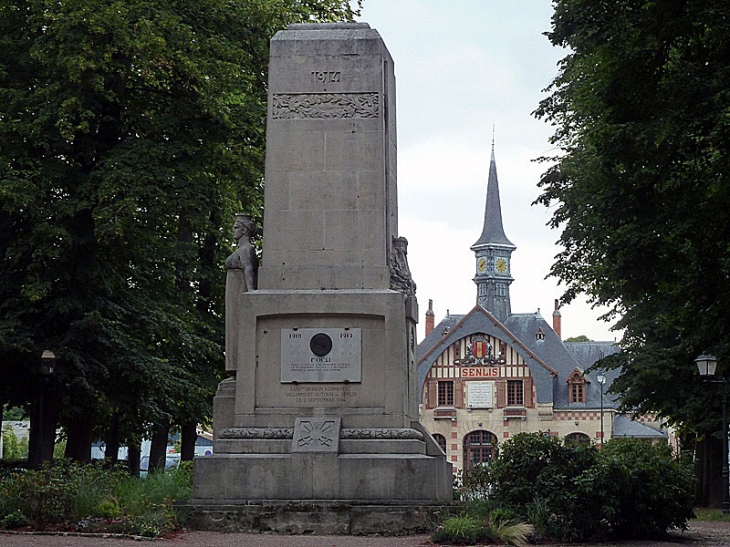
[1, 510, 27, 529]
[488, 432, 600, 541]
[485, 433, 695, 541]
[576, 439, 695, 539]
[0, 459, 193, 536]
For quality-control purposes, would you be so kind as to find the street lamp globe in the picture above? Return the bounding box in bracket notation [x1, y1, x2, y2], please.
[40, 350, 56, 375]
[695, 354, 718, 377]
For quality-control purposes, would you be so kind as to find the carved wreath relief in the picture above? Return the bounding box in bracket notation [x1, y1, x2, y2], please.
[272, 93, 379, 119]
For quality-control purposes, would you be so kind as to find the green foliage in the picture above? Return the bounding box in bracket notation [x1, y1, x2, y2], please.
[693, 507, 730, 523]
[489, 432, 600, 542]
[481, 433, 695, 541]
[0, 460, 193, 535]
[565, 335, 591, 342]
[53, 440, 67, 460]
[1, 510, 27, 529]
[0, 0, 359, 459]
[535, 0, 730, 428]
[2, 407, 25, 421]
[434, 515, 483, 545]
[1, 428, 22, 460]
[576, 440, 696, 539]
[535, 0, 730, 508]
[432, 512, 534, 546]
[458, 461, 493, 500]
[17, 437, 28, 459]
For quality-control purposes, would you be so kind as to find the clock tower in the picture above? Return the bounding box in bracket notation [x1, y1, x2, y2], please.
[471, 145, 515, 322]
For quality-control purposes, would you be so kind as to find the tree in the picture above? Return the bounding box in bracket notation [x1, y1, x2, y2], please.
[0, 0, 359, 465]
[535, 0, 730, 505]
[565, 335, 591, 343]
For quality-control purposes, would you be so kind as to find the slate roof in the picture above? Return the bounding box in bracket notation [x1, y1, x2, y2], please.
[612, 415, 667, 439]
[471, 149, 515, 250]
[417, 306, 621, 410]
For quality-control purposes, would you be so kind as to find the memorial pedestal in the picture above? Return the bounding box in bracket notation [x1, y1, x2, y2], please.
[190, 23, 452, 533]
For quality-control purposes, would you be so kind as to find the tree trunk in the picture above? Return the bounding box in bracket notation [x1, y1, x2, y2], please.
[104, 413, 121, 463]
[148, 422, 169, 474]
[64, 418, 93, 462]
[694, 434, 723, 507]
[128, 441, 141, 477]
[180, 421, 197, 461]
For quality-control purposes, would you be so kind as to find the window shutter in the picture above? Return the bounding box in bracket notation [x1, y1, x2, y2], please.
[524, 378, 534, 408]
[496, 380, 506, 407]
[427, 381, 437, 408]
[455, 381, 464, 407]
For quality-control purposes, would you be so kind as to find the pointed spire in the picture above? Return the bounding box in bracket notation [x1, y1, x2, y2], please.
[472, 145, 514, 250]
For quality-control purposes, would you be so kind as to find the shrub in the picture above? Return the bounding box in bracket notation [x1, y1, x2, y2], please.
[489, 432, 601, 541]
[486, 433, 695, 541]
[576, 439, 695, 539]
[1, 510, 28, 529]
[0, 459, 193, 536]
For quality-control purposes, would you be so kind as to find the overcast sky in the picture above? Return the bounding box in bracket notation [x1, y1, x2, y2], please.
[355, 0, 619, 342]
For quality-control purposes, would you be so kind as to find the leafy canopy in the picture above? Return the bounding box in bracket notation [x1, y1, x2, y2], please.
[534, 0, 730, 429]
[0, 0, 359, 451]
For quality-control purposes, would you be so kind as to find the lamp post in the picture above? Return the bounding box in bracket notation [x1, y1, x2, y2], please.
[695, 353, 729, 515]
[597, 370, 606, 446]
[33, 350, 56, 468]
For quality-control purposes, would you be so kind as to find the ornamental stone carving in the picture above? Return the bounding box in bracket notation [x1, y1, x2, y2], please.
[340, 428, 424, 440]
[219, 428, 294, 439]
[272, 93, 379, 119]
[389, 236, 416, 296]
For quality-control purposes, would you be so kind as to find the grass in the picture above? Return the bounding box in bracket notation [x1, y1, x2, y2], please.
[692, 507, 730, 523]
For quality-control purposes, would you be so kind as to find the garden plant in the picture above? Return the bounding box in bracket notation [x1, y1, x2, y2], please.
[0, 459, 192, 537]
[434, 433, 695, 544]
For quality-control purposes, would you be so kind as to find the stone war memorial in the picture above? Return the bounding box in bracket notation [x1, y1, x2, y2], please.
[190, 23, 452, 534]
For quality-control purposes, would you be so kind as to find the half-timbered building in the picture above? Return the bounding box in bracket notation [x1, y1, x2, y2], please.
[416, 146, 667, 472]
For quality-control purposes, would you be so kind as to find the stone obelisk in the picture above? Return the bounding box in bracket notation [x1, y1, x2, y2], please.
[191, 23, 451, 534]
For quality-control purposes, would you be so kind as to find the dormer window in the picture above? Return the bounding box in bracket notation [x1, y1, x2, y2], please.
[536, 328, 545, 341]
[567, 368, 587, 404]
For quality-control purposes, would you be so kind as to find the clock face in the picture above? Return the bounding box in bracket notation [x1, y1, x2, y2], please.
[477, 257, 487, 273]
[495, 257, 508, 274]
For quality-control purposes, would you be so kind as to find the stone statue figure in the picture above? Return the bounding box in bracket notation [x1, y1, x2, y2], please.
[389, 236, 416, 296]
[225, 214, 258, 370]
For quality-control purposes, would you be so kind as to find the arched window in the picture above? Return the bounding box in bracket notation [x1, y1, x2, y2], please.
[565, 432, 591, 444]
[463, 430, 497, 469]
[433, 433, 447, 454]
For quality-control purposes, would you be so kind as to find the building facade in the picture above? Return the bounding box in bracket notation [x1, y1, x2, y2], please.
[416, 147, 667, 472]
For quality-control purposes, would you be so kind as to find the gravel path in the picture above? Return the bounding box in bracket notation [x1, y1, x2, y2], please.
[1, 521, 728, 546]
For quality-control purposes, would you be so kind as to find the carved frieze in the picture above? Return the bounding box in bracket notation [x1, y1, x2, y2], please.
[272, 92, 379, 119]
[340, 428, 424, 440]
[219, 428, 294, 439]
